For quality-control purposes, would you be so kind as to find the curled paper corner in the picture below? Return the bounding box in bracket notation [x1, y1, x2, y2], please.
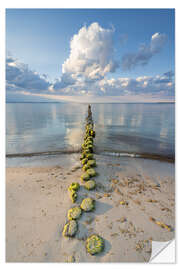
[150, 239, 175, 263]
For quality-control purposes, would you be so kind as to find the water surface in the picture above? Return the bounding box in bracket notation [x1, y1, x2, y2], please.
[6, 103, 175, 161]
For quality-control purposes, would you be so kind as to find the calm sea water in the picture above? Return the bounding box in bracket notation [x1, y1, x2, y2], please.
[6, 103, 175, 159]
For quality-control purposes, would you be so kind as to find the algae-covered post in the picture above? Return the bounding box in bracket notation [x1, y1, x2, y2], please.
[80, 105, 105, 255]
[62, 104, 105, 256]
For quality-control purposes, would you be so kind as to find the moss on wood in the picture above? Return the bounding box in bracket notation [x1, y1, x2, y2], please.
[86, 234, 104, 255]
[80, 197, 95, 212]
[86, 168, 97, 177]
[68, 207, 82, 220]
[84, 180, 96, 190]
[62, 220, 78, 237]
[87, 159, 96, 167]
[81, 172, 90, 182]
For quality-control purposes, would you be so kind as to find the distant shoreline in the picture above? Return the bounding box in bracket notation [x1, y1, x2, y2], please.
[6, 101, 175, 104]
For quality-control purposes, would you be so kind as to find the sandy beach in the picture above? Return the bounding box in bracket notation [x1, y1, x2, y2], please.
[6, 154, 175, 262]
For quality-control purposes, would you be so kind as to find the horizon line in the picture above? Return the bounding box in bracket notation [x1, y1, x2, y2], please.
[6, 101, 175, 104]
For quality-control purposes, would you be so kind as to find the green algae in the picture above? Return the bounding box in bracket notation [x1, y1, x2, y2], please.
[85, 138, 93, 144]
[87, 135, 93, 140]
[81, 172, 90, 182]
[84, 149, 91, 154]
[81, 158, 88, 165]
[82, 164, 91, 171]
[91, 130, 96, 138]
[84, 180, 96, 190]
[86, 168, 97, 177]
[80, 197, 95, 212]
[86, 153, 94, 160]
[68, 183, 79, 203]
[85, 142, 93, 148]
[68, 182, 80, 191]
[69, 190, 77, 203]
[80, 152, 86, 160]
[86, 234, 104, 255]
[68, 206, 82, 220]
[87, 159, 96, 167]
[84, 145, 93, 153]
[62, 220, 78, 237]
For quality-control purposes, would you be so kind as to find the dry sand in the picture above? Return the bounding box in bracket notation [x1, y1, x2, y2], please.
[6, 155, 175, 262]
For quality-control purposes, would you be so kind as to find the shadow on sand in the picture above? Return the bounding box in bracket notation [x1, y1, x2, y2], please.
[94, 200, 113, 215]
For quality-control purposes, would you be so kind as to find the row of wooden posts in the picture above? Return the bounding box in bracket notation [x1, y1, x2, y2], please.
[62, 105, 104, 257]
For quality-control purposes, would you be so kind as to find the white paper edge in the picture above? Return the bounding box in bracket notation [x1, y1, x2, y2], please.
[150, 239, 175, 263]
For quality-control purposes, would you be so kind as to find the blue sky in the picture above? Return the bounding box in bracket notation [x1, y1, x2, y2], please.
[6, 9, 175, 102]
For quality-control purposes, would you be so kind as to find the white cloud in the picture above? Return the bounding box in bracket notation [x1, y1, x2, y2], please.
[6, 56, 51, 92]
[97, 71, 174, 96]
[6, 54, 174, 99]
[151, 32, 166, 53]
[121, 32, 167, 70]
[6, 24, 174, 102]
[62, 22, 118, 81]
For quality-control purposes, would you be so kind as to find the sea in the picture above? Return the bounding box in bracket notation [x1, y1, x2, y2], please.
[6, 102, 175, 166]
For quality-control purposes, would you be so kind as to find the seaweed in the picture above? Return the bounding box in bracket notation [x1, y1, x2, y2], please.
[63, 220, 78, 237]
[86, 168, 97, 177]
[82, 164, 91, 171]
[80, 152, 86, 160]
[86, 153, 94, 160]
[69, 190, 77, 203]
[81, 172, 90, 182]
[81, 158, 88, 165]
[68, 207, 82, 220]
[68, 182, 80, 192]
[86, 234, 104, 255]
[80, 197, 95, 212]
[87, 159, 96, 167]
[149, 217, 173, 231]
[84, 180, 96, 190]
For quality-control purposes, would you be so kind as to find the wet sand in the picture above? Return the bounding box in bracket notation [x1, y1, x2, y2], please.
[6, 155, 175, 262]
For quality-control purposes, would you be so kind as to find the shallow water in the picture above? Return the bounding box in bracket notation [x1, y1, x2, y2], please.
[6, 102, 174, 162]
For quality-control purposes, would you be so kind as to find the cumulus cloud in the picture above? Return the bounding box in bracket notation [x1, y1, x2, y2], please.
[6, 23, 174, 102]
[6, 56, 51, 92]
[48, 70, 174, 97]
[98, 71, 174, 96]
[121, 32, 167, 70]
[48, 22, 119, 95]
[52, 73, 76, 91]
[62, 22, 118, 81]
[6, 55, 174, 98]
[51, 26, 168, 95]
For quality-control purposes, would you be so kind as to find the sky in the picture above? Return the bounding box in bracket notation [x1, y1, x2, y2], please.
[6, 9, 175, 103]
